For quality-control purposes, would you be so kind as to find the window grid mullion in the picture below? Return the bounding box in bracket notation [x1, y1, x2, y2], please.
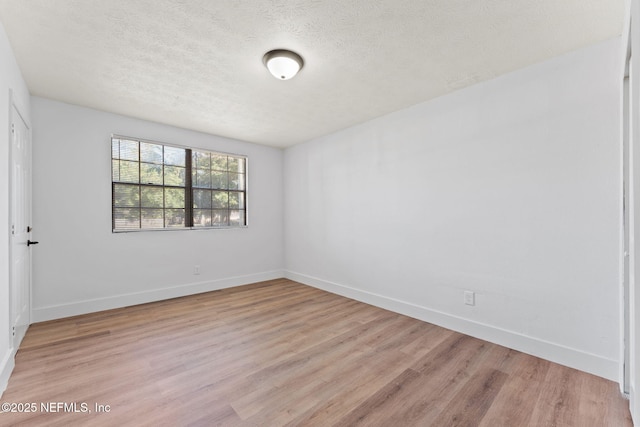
[185, 149, 193, 228]
[137, 141, 142, 229]
[162, 145, 166, 228]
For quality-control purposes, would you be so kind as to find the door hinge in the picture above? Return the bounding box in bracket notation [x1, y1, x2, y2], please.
[12, 326, 15, 337]
[11, 123, 14, 134]
[11, 224, 15, 235]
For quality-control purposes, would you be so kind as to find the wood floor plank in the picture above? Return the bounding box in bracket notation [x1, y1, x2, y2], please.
[429, 368, 508, 427]
[333, 334, 493, 426]
[0, 279, 632, 427]
[332, 368, 424, 427]
[529, 364, 578, 425]
[283, 348, 414, 426]
[478, 354, 551, 427]
[578, 370, 634, 426]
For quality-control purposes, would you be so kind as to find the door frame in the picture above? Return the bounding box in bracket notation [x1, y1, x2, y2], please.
[623, 67, 631, 395]
[624, 1, 640, 420]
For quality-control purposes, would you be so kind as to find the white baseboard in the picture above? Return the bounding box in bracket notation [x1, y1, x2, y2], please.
[631, 385, 639, 427]
[32, 270, 284, 322]
[0, 348, 16, 399]
[285, 270, 619, 382]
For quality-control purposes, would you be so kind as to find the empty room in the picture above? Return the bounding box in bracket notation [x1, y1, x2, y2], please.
[0, 0, 638, 425]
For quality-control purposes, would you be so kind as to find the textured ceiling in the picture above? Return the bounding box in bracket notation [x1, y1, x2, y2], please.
[0, 0, 624, 148]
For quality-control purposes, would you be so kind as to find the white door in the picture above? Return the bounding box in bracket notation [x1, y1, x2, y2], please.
[10, 103, 32, 350]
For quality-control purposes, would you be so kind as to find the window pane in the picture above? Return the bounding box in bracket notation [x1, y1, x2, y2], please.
[141, 208, 164, 228]
[193, 189, 212, 209]
[118, 160, 140, 183]
[164, 146, 186, 166]
[212, 171, 228, 189]
[164, 166, 185, 186]
[228, 192, 244, 209]
[212, 209, 229, 226]
[212, 191, 228, 208]
[229, 210, 245, 226]
[165, 188, 185, 208]
[112, 159, 120, 181]
[228, 173, 245, 190]
[228, 157, 245, 173]
[165, 209, 185, 227]
[112, 139, 120, 159]
[141, 142, 163, 164]
[141, 186, 163, 208]
[114, 184, 139, 207]
[193, 151, 210, 169]
[195, 169, 211, 188]
[114, 208, 140, 230]
[141, 163, 163, 185]
[119, 139, 139, 161]
[212, 155, 227, 171]
[193, 209, 212, 227]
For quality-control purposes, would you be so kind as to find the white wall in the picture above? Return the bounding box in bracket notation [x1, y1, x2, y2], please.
[0, 21, 31, 396]
[285, 38, 622, 381]
[31, 97, 284, 321]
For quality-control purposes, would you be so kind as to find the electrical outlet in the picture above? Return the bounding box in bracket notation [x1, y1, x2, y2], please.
[194, 265, 200, 275]
[464, 291, 475, 306]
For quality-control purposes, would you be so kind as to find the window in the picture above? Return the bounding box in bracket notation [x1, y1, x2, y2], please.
[111, 136, 247, 232]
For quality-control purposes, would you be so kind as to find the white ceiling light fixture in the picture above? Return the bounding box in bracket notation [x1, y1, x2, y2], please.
[263, 49, 304, 80]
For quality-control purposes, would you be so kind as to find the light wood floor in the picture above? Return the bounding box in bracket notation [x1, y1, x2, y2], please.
[0, 279, 632, 426]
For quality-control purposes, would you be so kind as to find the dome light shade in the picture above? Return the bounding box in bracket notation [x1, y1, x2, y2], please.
[263, 49, 304, 80]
